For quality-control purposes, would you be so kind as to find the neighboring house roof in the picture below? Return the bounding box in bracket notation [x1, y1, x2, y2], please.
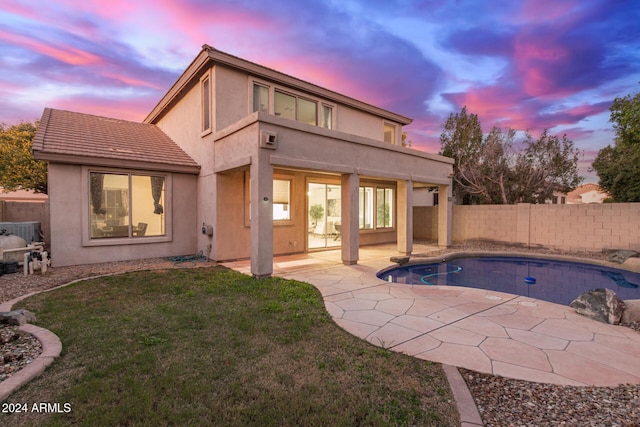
[567, 183, 608, 204]
[145, 45, 413, 126]
[33, 108, 200, 174]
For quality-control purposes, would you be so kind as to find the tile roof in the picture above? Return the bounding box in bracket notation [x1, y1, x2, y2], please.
[33, 108, 199, 171]
[567, 183, 607, 204]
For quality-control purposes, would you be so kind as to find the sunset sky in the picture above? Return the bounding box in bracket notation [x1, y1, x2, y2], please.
[2, 0, 639, 181]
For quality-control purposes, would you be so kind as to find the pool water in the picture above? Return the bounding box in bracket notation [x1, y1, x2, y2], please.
[377, 256, 640, 306]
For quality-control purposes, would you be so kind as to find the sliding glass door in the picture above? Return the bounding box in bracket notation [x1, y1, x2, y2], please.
[308, 182, 341, 249]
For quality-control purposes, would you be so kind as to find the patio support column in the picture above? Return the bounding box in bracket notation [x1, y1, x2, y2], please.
[250, 149, 273, 278]
[397, 179, 413, 255]
[341, 173, 359, 265]
[438, 183, 452, 247]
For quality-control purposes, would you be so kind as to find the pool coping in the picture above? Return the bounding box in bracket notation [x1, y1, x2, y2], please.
[378, 250, 640, 293]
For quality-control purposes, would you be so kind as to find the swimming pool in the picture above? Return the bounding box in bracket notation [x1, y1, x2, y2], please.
[377, 256, 640, 305]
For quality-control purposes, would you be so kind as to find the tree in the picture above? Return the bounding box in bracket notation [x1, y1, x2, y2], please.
[0, 121, 47, 194]
[439, 106, 484, 204]
[439, 107, 582, 204]
[510, 130, 582, 204]
[592, 90, 640, 202]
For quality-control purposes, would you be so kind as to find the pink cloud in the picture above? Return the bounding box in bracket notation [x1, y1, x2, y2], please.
[0, 29, 103, 66]
[101, 72, 164, 91]
[513, 35, 576, 98]
[517, 0, 581, 24]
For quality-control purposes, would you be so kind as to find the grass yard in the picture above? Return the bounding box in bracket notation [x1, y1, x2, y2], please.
[1, 266, 459, 426]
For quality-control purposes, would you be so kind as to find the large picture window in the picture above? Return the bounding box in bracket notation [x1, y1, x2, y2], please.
[90, 172, 166, 239]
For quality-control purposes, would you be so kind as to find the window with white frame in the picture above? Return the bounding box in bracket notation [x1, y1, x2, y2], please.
[272, 179, 291, 220]
[253, 83, 269, 113]
[359, 185, 394, 230]
[244, 172, 292, 223]
[320, 104, 333, 129]
[384, 123, 396, 144]
[251, 81, 333, 129]
[359, 187, 374, 229]
[89, 172, 166, 239]
[201, 75, 211, 133]
[376, 187, 394, 228]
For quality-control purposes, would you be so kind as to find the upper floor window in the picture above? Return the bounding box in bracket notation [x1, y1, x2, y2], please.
[321, 104, 333, 129]
[201, 75, 211, 134]
[251, 81, 332, 129]
[384, 123, 396, 144]
[275, 90, 318, 126]
[275, 90, 297, 121]
[253, 83, 269, 113]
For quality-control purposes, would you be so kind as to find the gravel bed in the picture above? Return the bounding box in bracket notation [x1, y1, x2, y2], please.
[1, 325, 42, 382]
[2, 248, 640, 425]
[461, 368, 640, 426]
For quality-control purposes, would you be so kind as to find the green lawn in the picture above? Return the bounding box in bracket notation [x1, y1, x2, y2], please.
[2, 266, 459, 426]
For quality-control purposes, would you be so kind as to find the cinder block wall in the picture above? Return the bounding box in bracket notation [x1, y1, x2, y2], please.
[414, 203, 640, 252]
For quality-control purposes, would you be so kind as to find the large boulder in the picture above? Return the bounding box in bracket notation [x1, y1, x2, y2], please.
[621, 299, 640, 326]
[570, 288, 626, 324]
[0, 309, 37, 326]
[608, 250, 639, 264]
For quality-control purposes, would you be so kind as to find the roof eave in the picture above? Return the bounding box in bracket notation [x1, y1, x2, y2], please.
[33, 151, 201, 175]
[145, 45, 413, 126]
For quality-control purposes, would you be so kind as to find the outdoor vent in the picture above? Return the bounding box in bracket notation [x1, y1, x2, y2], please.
[260, 131, 278, 149]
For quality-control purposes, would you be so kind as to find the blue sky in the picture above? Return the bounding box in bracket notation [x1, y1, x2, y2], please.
[1, 0, 639, 181]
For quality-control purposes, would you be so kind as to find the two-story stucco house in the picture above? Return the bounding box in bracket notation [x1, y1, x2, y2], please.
[33, 45, 453, 277]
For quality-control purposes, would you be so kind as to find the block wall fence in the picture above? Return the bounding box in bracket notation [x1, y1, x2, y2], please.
[414, 203, 640, 252]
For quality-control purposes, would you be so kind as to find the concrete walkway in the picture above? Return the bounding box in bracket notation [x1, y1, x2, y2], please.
[223, 244, 640, 387]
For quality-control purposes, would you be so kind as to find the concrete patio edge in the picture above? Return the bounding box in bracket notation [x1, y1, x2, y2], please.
[0, 323, 62, 402]
[442, 364, 483, 426]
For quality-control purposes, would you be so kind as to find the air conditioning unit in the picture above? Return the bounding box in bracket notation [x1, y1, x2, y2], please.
[260, 131, 278, 149]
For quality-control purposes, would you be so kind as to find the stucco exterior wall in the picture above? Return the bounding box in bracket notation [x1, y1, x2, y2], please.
[335, 105, 394, 142]
[214, 66, 249, 131]
[47, 163, 198, 267]
[415, 203, 640, 252]
[153, 72, 217, 259]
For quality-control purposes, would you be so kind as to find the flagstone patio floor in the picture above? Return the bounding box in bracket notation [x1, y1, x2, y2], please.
[223, 244, 640, 387]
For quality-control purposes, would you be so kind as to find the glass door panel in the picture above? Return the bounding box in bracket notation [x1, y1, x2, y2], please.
[308, 182, 341, 249]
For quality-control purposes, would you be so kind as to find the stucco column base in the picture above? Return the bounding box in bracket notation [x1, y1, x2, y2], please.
[341, 173, 359, 265]
[250, 149, 274, 278]
[438, 183, 452, 247]
[397, 179, 413, 255]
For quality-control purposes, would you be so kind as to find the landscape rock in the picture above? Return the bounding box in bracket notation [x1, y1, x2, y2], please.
[390, 256, 410, 266]
[621, 299, 640, 326]
[608, 250, 639, 264]
[570, 288, 625, 324]
[0, 309, 37, 326]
